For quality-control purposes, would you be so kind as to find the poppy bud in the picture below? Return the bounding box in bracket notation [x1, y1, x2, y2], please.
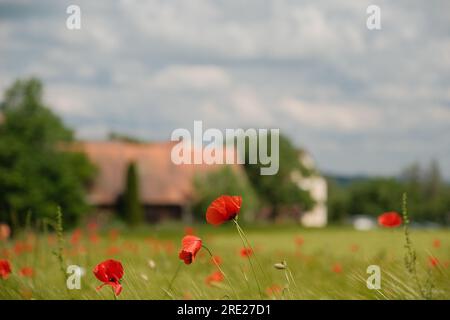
[274, 261, 287, 270]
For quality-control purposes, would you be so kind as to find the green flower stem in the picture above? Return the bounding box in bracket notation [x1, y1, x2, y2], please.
[202, 245, 238, 299]
[164, 262, 182, 299]
[233, 219, 263, 299]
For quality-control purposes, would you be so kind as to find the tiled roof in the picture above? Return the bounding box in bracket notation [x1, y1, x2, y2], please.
[75, 141, 239, 206]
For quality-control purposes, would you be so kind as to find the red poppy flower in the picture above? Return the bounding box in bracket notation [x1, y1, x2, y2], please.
[183, 292, 193, 300]
[93, 259, 124, 296]
[89, 233, 100, 244]
[19, 267, 34, 278]
[178, 235, 202, 265]
[0, 249, 10, 259]
[70, 229, 82, 245]
[266, 284, 282, 297]
[240, 247, 253, 257]
[206, 195, 242, 226]
[210, 255, 222, 266]
[0, 259, 12, 279]
[205, 271, 224, 286]
[13, 241, 32, 255]
[109, 229, 120, 241]
[378, 211, 402, 227]
[295, 236, 304, 246]
[332, 263, 343, 274]
[0, 223, 11, 241]
[428, 256, 440, 267]
[184, 226, 195, 235]
[106, 246, 121, 255]
[87, 221, 99, 233]
[433, 239, 441, 248]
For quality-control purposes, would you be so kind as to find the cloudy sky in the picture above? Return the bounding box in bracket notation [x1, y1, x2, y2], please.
[1, 0, 449, 178]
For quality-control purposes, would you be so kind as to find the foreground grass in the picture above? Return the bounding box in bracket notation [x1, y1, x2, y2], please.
[1, 224, 449, 300]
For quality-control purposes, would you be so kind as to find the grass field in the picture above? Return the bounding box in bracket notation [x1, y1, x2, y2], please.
[1, 223, 449, 300]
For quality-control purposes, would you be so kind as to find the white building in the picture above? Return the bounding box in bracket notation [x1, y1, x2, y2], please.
[291, 151, 328, 227]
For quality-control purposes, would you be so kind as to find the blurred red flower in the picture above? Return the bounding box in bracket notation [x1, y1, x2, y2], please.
[183, 292, 193, 300]
[206, 195, 242, 226]
[164, 241, 175, 254]
[70, 229, 83, 245]
[205, 270, 224, 286]
[295, 236, 304, 247]
[106, 246, 121, 255]
[0, 259, 12, 279]
[350, 244, 359, 253]
[87, 221, 99, 233]
[109, 229, 120, 241]
[210, 255, 222, 266]
[0, 248, 10, 259]
[428, 256, 440, 267]
[93, 259, 124, 296]
[19, 267, 34, 278]
[266, 284, 282, 297]
[184, 226, 196, 235]
[47, 234, 57, 246]
[378, 212, 402, 227]
[240, 247, 253, 257]
[0, 223, 11, 241]
[89, 233, 100, 244]
[13, 241, 33, 255]
[433, 239, 441, 248]
[178, 235, 202, 264]
[332, 263, 343, 274]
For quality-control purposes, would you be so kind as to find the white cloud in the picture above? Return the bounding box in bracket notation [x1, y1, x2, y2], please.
[45, 85, 95, 117]
[120, 0, 366, 59]
[280, 98, 382, 132]
[152, 65, 231, 90]
[230, 88, 274, 126]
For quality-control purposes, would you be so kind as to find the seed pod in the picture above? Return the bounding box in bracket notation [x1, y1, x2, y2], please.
[274, 261, 287, 270]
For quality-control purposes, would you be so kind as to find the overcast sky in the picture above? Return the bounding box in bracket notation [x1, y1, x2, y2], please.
[0, 0, 449, 178]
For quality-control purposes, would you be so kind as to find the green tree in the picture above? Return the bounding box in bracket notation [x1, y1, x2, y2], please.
[326, 178, 350, 223]
[0, 78, 95, 227]
[346, 178, 405, 217]
[424, 160, 442, 199]
[122, 162, 144, 226]
[243, 133, 314, 219]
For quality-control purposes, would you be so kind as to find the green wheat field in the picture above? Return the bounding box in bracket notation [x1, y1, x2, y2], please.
[1, 224, 449, 300]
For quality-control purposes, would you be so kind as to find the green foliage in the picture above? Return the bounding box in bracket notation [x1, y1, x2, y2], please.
[346, 178, 405, 217]
[401, 161, 450, 223]
[328, 161, 450, 224]
[193, 166, 260, 222]
[243, 133, 314, 218]
[0, 78, 95, 227]
[122, 162, 144, 226]
[326, 178, 350, 223]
